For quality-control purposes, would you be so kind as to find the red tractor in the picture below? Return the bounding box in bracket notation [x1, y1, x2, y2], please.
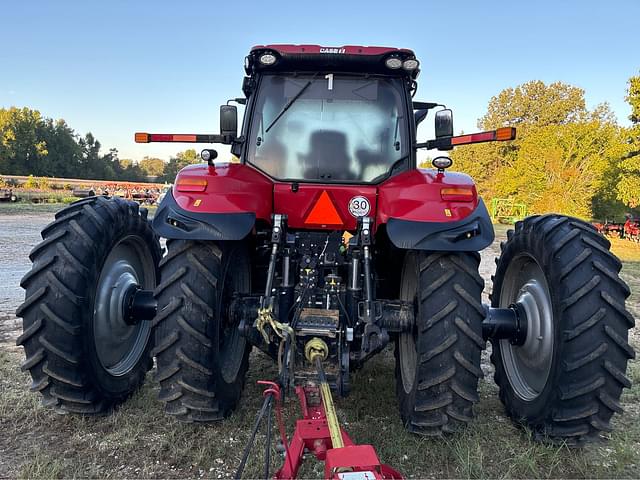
[17, 45, 634, 476]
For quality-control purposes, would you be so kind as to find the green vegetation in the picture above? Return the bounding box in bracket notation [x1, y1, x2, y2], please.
[0, 108, 201, 183]
[617, 75, 640, 208]
[451, 77, 640, 220]
[0, 107, 147, 181]
[138, 156, 165, 177]
[157, 149, 201, 182]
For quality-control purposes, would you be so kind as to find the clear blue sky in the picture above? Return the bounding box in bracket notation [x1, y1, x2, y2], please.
[1, 0, 638, 162]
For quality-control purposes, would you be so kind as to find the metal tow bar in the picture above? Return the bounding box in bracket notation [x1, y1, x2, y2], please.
[235, 338, 403, 480]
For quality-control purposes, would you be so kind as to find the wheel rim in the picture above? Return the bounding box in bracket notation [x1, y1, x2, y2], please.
[218, 248, 248, 384]
[93, 235, 155, 376]
[499, 253, 554, 401]
[399, 255, 418, 394]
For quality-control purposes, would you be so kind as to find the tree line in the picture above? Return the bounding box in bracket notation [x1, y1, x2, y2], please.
[0, 107, 201, 183]
[450, 76, 640, 220]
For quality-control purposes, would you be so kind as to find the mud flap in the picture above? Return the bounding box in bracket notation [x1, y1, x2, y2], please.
[386, 199, 494, 251]
[152, 190, 255, 240]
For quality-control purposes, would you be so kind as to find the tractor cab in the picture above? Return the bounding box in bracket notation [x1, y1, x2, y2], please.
[238, 45, 420, 184]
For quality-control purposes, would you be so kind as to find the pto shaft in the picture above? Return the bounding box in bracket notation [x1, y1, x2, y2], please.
[305, 338, 344, 449]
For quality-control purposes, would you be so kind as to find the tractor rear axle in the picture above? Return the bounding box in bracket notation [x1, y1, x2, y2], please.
[124, 287, 157, 325]
[482, 304, 528, 345]
[123, 289, 528, 345]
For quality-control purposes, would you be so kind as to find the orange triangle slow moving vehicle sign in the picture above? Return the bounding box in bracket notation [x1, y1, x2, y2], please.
[304, 190, 343, 226]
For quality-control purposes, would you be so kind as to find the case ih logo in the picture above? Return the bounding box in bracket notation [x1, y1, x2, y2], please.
[319, 47, 346, 54]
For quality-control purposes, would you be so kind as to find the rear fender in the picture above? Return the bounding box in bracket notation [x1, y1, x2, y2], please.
[153, 163, 273, 241]
[378, 169, 495, 251]
[385, 199, 494, 251]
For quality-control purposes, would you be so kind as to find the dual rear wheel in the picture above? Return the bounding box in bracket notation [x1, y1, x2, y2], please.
[17, 197, 161, 412]
[396, 215, 634, 441]
[16, 197, 249, 416]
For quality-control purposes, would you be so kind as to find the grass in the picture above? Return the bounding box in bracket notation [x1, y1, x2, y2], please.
[1, 337, 639, 479]
[609, 236, 640, 263]
[0, 202, 67, 215]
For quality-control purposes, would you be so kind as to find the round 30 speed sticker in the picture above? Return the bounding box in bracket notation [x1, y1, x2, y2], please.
[348, 196, 371, 217]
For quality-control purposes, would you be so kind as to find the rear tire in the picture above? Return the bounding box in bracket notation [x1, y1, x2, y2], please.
[153, 239, 251, 422]
[16, 196, 160, 413]
[491, 215, 635, 444]
[395, 251, 485, 434]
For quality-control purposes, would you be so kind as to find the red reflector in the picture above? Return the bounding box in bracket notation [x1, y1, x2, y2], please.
[451, 131, 495, 145]
[176, 178, 207, 192]
[150, 134, 174, 142]
[304, 191, 343, 225]
[441, 187, 474, 201]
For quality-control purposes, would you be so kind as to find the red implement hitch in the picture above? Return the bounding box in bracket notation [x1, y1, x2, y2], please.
[274, 385, 403, 480]
[232, 337, 403, 480]
[261, 381, 402, 480]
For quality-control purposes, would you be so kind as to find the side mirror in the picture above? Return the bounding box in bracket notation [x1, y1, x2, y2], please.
[435, 109, 453, 138]
[220, 105, 238, 137]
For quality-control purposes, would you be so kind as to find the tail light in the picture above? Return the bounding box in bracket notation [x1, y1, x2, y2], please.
[441, 187, 475, 201]
[176, 178, 207, 192]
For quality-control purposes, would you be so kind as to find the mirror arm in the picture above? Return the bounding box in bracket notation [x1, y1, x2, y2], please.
[412, 101, 443, 111]
[415, 138, 453, 150]
[212, 134, 237, 145]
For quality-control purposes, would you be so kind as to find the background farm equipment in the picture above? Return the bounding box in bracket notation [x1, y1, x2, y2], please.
[16, 44, 635, 478]
[0, 188, 18, 202]
[593, 216, 640, 241]
[624, 217, 640, 241]
[71, 188, 96, 198]
[490, 197, 528, 224]
[0, 174, 165, 204]
[593, 220, 624, 238]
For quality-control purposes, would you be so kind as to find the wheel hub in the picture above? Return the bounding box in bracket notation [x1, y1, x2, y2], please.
[499, 255, 554, 401]
[512, 281, 553, 368]
[93, 237, 155, 377]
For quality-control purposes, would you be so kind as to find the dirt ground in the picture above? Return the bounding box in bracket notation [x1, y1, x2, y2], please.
[0, 204, 639, 479]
